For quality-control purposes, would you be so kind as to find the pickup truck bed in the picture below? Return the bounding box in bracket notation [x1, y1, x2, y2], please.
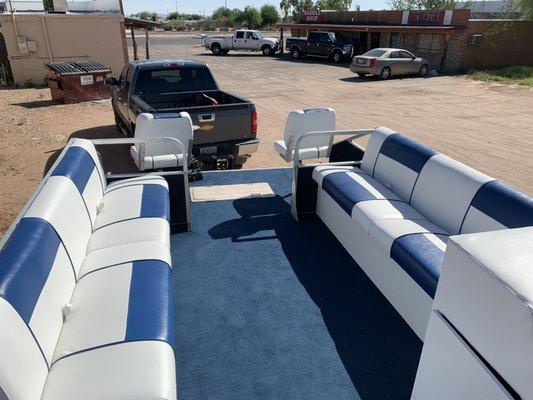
[108, 59, 258, 169]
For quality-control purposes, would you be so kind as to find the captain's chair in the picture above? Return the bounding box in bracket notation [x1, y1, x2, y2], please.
[274, 108, 336, 162]
[131, 112, 194, 171]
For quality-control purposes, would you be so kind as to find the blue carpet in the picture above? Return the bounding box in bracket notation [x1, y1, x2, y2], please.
[171, 168, 422, 400]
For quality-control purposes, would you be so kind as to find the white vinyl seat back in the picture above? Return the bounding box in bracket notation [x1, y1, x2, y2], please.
[131, 112, 194, 171]
[410, 154, 493, 234]
[274, 108, 335, 161]
[360, 128, 438, 202]
[0, 196, 78, 399]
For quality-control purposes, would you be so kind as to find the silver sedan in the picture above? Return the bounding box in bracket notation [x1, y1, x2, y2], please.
[350, 48, 429, 80]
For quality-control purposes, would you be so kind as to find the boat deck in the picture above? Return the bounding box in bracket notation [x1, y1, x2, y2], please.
[171, 168, 422, 400]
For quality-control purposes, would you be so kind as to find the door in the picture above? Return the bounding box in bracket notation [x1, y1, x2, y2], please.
[115, 65, 130, 124]
[400, 50, 419, 74]
[307, 32, 322, 56]
[245, 31, 259, 50]
[0, 32, 13, 86]
[388, 51, 406, 75]
[234, 31, 246, 49]
[370, 32, 381, 50]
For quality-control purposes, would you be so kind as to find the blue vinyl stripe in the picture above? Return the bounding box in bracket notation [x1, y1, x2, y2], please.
[0, 218, 62, 323]
[390, 234, 448, 298]
[470, 180, 533, 229]
[378, 133, 437, 173]
[154, 113, 181, 119]
[125, 260, 173, 345]
[51, 147, 95, 194]
[140, 184, 170, 221]
[322, 172, 376, 215]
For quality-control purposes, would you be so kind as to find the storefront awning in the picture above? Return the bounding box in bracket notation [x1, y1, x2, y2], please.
[277, 23, 455, 33]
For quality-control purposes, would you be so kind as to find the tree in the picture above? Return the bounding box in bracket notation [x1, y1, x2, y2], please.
[280, 0, 292, 20]
[133, 11, 152, 20]
[235, 6, 263, 28]
[316, 0, 352, 11]
[167, 12, 180, 20]
[518, 0, 533, 19]
[261, 4, 280, 26]
[387, 0, 456, 9]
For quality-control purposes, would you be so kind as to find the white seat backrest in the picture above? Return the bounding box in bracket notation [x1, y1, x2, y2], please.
[51, 139, 105, 225]
[0, 210, 77, 399]
[24, 176, 93, 278]
[360, 127, 395, 175]
[283, 108, 335, 152]
[134, 112, 194, 157]
[410, 154, 493, 234]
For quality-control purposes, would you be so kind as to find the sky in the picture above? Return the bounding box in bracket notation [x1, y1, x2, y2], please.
[123, 0, 390, 17]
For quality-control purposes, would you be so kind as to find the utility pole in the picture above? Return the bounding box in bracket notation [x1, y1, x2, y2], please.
[175, 0, 178, 13]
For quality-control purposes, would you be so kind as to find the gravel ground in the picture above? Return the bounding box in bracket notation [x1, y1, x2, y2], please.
[1, 32, 532, 235]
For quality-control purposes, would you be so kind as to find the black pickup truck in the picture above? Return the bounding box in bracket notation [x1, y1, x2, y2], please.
[286, 32, 352, 63]
[106, 59, 258, 169]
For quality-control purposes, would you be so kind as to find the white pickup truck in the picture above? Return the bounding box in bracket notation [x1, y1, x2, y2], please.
[204, 30, 280, 56]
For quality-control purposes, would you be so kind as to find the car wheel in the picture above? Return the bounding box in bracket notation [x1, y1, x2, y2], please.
[262, 45, 272, 56]
[419, 64, 429, 77]
[379, 67, 391, 80]
[291, 47, 301, 60]
[211, 43, 222, 56]
[332, 51, 342, 63]
[356, 73, 367, 77]
[112, 106, 121, 132]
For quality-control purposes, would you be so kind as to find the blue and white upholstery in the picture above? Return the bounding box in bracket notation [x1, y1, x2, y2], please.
[313, 127, 533, 338]
[130, 112, 194, 171]
[0, 138, 176, 400]
[274, 108, 335, 162]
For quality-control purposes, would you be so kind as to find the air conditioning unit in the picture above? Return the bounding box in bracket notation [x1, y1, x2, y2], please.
[469, 34, 483, 46]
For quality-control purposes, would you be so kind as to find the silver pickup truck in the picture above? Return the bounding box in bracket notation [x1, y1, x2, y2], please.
[106, 59, 259, 169]
[204, 30, 279, 56]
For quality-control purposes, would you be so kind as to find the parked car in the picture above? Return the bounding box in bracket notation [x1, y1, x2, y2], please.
[106, 59, 259, 169]
[286, 31, 352, 63]
[204, 30, 280, 56]
[350, 48, 429, 79]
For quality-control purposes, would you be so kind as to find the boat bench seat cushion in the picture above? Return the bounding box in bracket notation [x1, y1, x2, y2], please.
[314, 167, 401, 216]
[390, 233, 449, 298]
[53, 260, 172, 362]
[274, 140, 330, 161]
[0, 138, 175, 400]
[41, 341, 176, 400]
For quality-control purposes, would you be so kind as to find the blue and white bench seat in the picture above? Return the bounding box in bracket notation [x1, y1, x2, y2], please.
[0, 138, 176, 400]
[313, 127, 533, 338]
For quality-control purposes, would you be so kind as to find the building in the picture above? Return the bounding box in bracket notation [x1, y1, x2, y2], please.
[279, 9, 533, 71]
[456, 1, 522, 19]
[0, 0, 129, 86]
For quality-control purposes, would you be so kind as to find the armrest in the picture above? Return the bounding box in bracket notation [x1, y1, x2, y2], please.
[421, 228, 533, 398]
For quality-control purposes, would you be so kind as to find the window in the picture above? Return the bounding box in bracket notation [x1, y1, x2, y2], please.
[390, 51, 402, 58]
[389, 32, 400, 48]
[134, 67, 217, 95]
[235, 31, 244, 39]
[363, 49, 387, 57]
[245, 32, 253, 39]
[416, 33, 441, 52]
[399, 51, 414, 59]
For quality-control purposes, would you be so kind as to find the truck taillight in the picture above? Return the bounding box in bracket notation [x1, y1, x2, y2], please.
[369, 58, 376, 67]
[251, 110, 258, 137]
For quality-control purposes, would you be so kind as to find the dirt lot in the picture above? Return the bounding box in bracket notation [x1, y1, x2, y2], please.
[1, 32, 532, 234]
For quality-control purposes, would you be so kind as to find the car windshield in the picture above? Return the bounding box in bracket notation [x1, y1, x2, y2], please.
[363, 49, 387, 57]
[134, 66, 217, 95]
[253, 31, 264, 39]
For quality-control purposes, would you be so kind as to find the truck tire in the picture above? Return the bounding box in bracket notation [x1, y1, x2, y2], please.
[261, 45, 273, 56]
[112, 105, 121, 132]
[332, 50, 342, 63]
[221, 49, 229, 55]
[290, 47, 301, 60]
[211, 43, 222, 56]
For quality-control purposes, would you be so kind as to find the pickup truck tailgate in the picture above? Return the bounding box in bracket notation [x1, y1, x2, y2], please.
[190, 103, 252, 145]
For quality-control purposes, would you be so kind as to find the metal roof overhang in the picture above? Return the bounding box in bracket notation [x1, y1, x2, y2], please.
[124, 17, 161, 29]
[277, 23, 456, 33]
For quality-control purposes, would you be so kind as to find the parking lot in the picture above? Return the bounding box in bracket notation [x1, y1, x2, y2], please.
[0, 31, 532, 234]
